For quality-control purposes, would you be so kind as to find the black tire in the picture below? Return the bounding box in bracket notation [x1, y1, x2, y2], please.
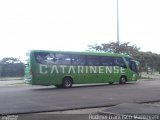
[119, 76, 127, 84]
[62, 77, 73, 88]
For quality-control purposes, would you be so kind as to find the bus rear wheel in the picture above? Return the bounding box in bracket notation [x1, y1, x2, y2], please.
[62, 77, 73, 88]
[119, 76, 127, 84]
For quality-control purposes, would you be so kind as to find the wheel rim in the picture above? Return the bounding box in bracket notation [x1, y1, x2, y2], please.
[64, 79, 71, 88]
[121, 77, 126, 84]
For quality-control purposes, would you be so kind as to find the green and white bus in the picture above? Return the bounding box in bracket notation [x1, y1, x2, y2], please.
[25, 50, 139, 88]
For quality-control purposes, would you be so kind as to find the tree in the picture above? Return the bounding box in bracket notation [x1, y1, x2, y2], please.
[139, 52, 160, 74]
[0, 57, 21, 64]
[0, 57, 25, 77]
[88, 42, 140, 57]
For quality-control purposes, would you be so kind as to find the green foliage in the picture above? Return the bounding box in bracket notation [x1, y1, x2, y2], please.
[138, 52, 160, 72]
[0, 57, 21, 64]
[88, 42, 140, 56]
[0, 57, 25, 77]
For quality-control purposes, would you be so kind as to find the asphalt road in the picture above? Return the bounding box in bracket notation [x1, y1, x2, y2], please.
[1, 79, 160, 115]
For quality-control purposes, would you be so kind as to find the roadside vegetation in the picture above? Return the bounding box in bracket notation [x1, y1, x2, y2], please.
[0, 57, 24, 78]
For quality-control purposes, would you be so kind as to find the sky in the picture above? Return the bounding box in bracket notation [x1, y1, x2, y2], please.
[0, 0, 160, 61]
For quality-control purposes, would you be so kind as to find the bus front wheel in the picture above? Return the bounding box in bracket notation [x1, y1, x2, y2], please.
[119, 76, 127, 84]
[62, 77, 73, 88]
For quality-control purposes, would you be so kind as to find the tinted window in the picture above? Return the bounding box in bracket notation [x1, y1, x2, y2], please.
[34, 52, 71, 65]
[55, 54, 71, 65]
[72, 55, 86, 65]
[100, 56, 113, 66]
[35, 52, 56, 64]
[87, 56, 100, 66]
[113, 57, 126, 67]
[129, 61, 138, 73]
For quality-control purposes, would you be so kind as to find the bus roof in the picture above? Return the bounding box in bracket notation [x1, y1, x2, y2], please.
[30, 50, 132, 58]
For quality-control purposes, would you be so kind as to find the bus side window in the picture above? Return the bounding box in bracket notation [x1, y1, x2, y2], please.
[100, 56, 113, 66]
[71, 55, 86, 66]
[87, 56, 100, 66]
[45, 53, 56, 64]
[36, 55, 44, 64]
[113, 57, 126, 68]
[35, 52, 48, 64]
[55, 54, 71, 65]
[34, 53, 56, 65]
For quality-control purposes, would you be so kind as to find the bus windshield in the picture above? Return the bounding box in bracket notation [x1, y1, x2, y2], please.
[129, 60, 139, 73]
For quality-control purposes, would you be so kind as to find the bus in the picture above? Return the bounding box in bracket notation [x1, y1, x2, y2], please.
[25, 50, 139, 88]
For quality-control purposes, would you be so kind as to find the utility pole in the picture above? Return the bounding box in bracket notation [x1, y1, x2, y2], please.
[117, 0, 120, 45]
